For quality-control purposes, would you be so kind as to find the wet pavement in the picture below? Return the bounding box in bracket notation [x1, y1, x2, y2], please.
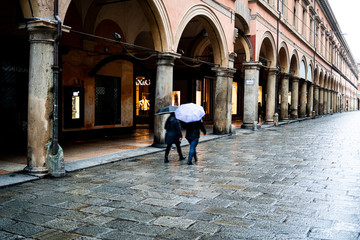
[0, 112, 360, 239]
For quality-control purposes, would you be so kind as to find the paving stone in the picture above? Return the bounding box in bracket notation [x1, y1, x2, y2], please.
[104, 219, 138, 230]
[188, 220, 221, 234]
[79, 205, 115, 215]
[141, 198, 180, 208]
[100, 230, 154, 240]
[79, 215, 115, 226]
[4, 222, 47, 237]
[127, 223, 167, 236]
[0, 216, 16, 228]
[12, 211, 53, 225]
[33, 229, 80, 240]
[156, 227, 202, 239]
[213, 215, 254, 228]
[153, 216, 195, 229]
[0, 231, 27, 240]
[74, 225, 114, 238]
[42, 218, 84, 232]
[106, 209, 156, 223]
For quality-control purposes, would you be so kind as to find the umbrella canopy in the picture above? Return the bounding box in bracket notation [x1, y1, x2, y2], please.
[174, 103, 205, 123]
[155, 106, 178, 115]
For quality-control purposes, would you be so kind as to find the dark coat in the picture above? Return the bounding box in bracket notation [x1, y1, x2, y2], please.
[185, 121, 206, 139]
[164, 115, 182, 144]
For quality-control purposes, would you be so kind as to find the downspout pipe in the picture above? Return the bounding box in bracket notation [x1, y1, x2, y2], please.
[52, 0, 62, 155]
[275, 0, 281, 113]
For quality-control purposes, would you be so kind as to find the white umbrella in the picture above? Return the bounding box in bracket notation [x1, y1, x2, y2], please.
[174, 103, 205, 123]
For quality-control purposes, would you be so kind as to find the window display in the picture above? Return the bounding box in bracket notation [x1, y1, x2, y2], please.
[72, 91, 80, 119]
[172, 91, 180, 106]
[136, 76, 151, 116]
[232, 82, 238, 115]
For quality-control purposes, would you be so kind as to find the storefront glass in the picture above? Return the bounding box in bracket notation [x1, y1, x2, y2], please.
[136, 76, 151, 116]
[232, 82, 238, 114]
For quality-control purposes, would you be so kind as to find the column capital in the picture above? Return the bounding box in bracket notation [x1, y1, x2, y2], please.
[291, 76, 300, 82]
[211, 66, 237, 77]
[267, 67, 278, 74]
[156, 51, 180, 66]
[280, 73, 291, 79]
[157, 51, 181, 59]
[242, 61, 262, 70]
[24, 20, 57, 44]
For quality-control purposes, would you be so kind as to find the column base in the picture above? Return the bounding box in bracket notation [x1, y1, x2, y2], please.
[241, 123, 261, 129]
[23, 166, 48, 177]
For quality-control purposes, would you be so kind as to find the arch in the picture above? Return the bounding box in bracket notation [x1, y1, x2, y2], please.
[321, 70, 329, 88]
[192, 37, 211, 59]
[234, 33, 253, 62]
[278, 42, 290, 72]
[307, 63, 313, 82]
[299, 57, 306, 79]
[319, 69, 324, 87]
[235, 0, 250, 34]
[61, 0, 172, 51]
[89, 54, 148, 77]
[175, 4, 228, 66]
[290, 52, 300, 77]
[258, 31, 276, 68]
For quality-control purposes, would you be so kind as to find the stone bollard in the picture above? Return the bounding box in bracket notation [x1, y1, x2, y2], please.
[253, 121, 258, 131]
[273, 113, 279, 126]
[312, 110, 316, 119]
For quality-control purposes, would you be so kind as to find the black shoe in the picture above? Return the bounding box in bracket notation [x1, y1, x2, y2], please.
[179, 156, 186, 161]
[187, 161, 193, 165]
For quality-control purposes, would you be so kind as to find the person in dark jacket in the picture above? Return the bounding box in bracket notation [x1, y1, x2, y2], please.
[185, 120, 206, 165]
[164, 113, 186, 163]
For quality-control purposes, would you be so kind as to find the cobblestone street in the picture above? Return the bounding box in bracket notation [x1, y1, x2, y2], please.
[1, 112, 360, 239]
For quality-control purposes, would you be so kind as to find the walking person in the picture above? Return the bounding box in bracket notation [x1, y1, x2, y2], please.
[185, 120, 206, 165]
[164, 113, 186, 163]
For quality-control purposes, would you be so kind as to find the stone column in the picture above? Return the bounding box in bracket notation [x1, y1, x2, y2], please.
[299, 80, 307, 118]
[319, 87, 324, 115]
[328, 89, 332, 113]
[324, 89, 328, 114]
[290, 77, 299, 119]
[334, 91, 337, 112]
[307, 83, 314, 116]
[242, 62, 262, 128]
[24, 21, 57, 176]
[212, 67, 236, 134]
[153, 52, 179, 147]
[280, 74, 289, 121]
[265, 68, 277, 124]
[314, 85, 319, 115]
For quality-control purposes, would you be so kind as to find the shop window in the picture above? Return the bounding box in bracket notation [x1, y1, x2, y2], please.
[195, 78, 213, 120]
[172, 91, 180, 106]
[95, 75, 121, 125]
[232, 82, 238, 115]
[64, 87, 84, 128]
[135, 76, 151, 116]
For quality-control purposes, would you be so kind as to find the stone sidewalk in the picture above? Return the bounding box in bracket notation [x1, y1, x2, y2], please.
[0, 112, 360, 239]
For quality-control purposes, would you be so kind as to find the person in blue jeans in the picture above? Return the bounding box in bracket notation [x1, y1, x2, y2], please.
[185, 120, 206, 165]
